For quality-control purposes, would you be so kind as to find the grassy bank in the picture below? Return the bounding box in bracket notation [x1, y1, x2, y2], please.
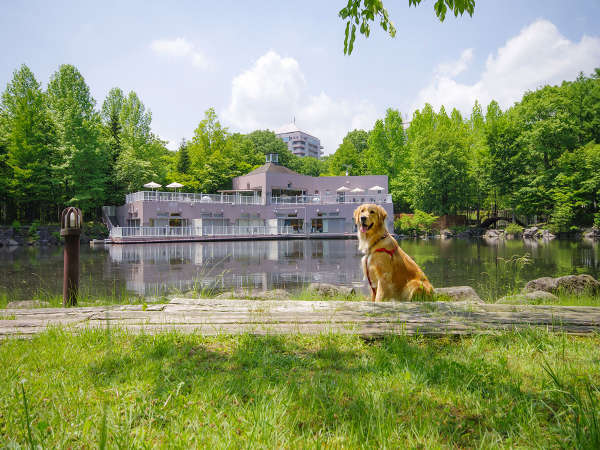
[1, 328, 599, 448]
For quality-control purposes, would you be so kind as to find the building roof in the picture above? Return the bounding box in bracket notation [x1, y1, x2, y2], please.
[244, 162, 302, 177]
[274, 123, 301, 134]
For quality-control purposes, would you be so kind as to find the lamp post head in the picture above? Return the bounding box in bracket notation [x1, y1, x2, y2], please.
[60, 207, 82, 236]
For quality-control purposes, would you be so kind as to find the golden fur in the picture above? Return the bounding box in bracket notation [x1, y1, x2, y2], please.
[354, 204, 434, 301]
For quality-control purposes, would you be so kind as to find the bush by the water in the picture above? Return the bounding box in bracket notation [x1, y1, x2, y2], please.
[394, 210, 438, 236]
[504, 223, 524, 235]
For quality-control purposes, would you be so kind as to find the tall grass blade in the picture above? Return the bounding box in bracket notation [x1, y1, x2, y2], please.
[20, 382, 35, 450]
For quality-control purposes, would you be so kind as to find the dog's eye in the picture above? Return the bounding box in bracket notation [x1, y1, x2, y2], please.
[369, 211, 374, 214]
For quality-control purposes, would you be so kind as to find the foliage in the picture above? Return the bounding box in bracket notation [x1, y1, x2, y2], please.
[504, 223, 523, 235]
[340, 0, 475, 54]
[394, 210, 438, 236]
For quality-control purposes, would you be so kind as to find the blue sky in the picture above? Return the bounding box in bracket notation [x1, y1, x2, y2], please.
[1, 0, 599, 153]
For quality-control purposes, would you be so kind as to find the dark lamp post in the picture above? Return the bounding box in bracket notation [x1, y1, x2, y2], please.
[60, 207, 82, 307]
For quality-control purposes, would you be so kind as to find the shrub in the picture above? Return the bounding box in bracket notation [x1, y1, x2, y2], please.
[11, 220, 21, 231]
[504, 223, 523, 235]
[28, 220, 40, 241]
[394, 210, 438, 236]
[83, 222, 109, 239]
[594, 213, 600, 228]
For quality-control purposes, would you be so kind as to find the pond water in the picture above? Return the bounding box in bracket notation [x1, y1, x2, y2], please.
[1, 238, 599, 302]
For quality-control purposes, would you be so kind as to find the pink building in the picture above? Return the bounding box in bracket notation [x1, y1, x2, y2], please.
[107, 154, 393, 242]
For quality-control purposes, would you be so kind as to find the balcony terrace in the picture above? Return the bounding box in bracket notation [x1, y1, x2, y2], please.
[125, 191, 392, 205]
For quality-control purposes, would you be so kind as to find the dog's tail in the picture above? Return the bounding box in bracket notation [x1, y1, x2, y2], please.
[406, 278, 434, 301]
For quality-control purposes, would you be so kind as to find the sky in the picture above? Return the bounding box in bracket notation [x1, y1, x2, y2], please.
[1, 0, 599, 154]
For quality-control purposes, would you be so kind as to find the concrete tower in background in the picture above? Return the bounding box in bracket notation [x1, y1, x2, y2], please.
[274, 123, 323, 159]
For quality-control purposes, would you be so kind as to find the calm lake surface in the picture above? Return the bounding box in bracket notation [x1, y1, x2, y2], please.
[2, 238, 599, 301]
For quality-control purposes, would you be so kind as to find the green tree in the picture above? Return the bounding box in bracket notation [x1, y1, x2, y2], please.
[328, 129, 368, 175]
[115, 91, 168, 192]
[176, 138, 190, 174]
[46, 64, 108, 215]
[1, 65, 57, 222]
[340, 0, 475, 54]
[101, 87, 125, 204]
[407, 105, 471, 215]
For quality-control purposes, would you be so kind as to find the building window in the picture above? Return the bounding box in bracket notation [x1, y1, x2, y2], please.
[287, 183, 292, 188]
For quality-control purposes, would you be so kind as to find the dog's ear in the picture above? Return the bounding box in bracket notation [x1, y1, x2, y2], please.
[376, 205, 387, 223]
[353, 205, 362, 225]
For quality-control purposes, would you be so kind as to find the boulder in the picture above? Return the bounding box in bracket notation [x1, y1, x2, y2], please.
[497, 290, 558, 305]
[541, 229, 556, 240]
[524, 274, 600, 295]
[484, 229, 504, 239]
[434, 286, 483, 303]
[215, 289, 291, 300]
[307, 283, 356, 297]
[584, 227, 600, 239]
[441, 229, 454, 239]
[522, 227, 539, 239]
[5, 300, 50, 309]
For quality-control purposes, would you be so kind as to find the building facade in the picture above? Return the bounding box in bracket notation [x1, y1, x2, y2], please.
[275, 123, 323, 159]
[108, 155, 392, 242]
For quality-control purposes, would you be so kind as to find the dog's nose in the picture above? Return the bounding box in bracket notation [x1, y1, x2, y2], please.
[360, 216, 367, 224]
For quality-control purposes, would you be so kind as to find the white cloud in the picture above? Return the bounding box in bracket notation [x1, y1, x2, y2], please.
[436, 48, 473, 77]
[150, 37, 211, 70]
[224, 51, 377, 154]
[412, 19, 600, 115]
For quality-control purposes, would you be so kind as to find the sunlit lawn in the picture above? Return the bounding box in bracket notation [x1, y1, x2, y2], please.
[1, 328, 599, 448]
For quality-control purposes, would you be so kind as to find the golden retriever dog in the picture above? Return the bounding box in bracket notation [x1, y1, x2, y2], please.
[354, 204, 433, 301]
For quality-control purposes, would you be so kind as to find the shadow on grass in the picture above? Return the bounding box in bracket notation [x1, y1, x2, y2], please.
[85, 330, 552, 446]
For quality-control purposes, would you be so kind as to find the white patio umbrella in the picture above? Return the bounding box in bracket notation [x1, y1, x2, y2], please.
[350, 187, 365, 193]
[368, 185, 385, 192]
[166, 182, 184, 193]
[336, 186, 350, 192]
[143, 181, 162, 190]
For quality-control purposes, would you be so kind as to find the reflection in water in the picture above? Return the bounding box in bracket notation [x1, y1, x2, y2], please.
[1, 238, 599, 301]
[108, 240, 365, 295]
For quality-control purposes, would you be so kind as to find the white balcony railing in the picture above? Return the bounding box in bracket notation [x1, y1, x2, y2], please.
[270, 194, 392, 205]
[110, 225, 299, 239]
[125, 191, 391, 206]
[125, 191, 262, 205]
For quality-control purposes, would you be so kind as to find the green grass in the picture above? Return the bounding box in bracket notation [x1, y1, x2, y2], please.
[498, 292, 600, 307]
[0, 288, 170, 309]
[1, 328, 599, 448]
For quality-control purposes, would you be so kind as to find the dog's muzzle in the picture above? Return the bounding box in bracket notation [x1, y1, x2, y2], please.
[359, 217, 372, 233]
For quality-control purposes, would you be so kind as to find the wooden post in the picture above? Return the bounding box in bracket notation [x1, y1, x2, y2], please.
[60, 207, 82, 307]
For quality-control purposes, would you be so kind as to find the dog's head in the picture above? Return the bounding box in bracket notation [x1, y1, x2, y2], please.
[353, 203, 387, 235]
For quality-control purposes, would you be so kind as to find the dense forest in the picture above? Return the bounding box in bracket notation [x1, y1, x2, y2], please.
[1, 64, 599, 232]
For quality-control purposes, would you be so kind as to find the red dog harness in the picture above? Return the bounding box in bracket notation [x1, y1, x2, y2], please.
[364, 234, 395, 298]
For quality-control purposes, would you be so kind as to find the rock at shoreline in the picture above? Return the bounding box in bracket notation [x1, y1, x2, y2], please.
[522, 227, 556, 240]
[497, 290, 558, 305]
[484, 229, 504, 240]
[524, 274, 600, 295]
[307, 283, 356, 297]
[214, 289, 292, 300]
[441, 229, 454, 239]
[5, 300, 51, 309]
[584, 227, 600, 239]
[434, 286, 483, 303]
[522, 227, 538, 239]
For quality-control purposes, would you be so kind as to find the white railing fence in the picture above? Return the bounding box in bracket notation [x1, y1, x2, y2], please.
[270, 193, 392, 205]
[110, 225, 299, 239]
[126, 191, 262, 205]
[125, 191, 391, 206]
